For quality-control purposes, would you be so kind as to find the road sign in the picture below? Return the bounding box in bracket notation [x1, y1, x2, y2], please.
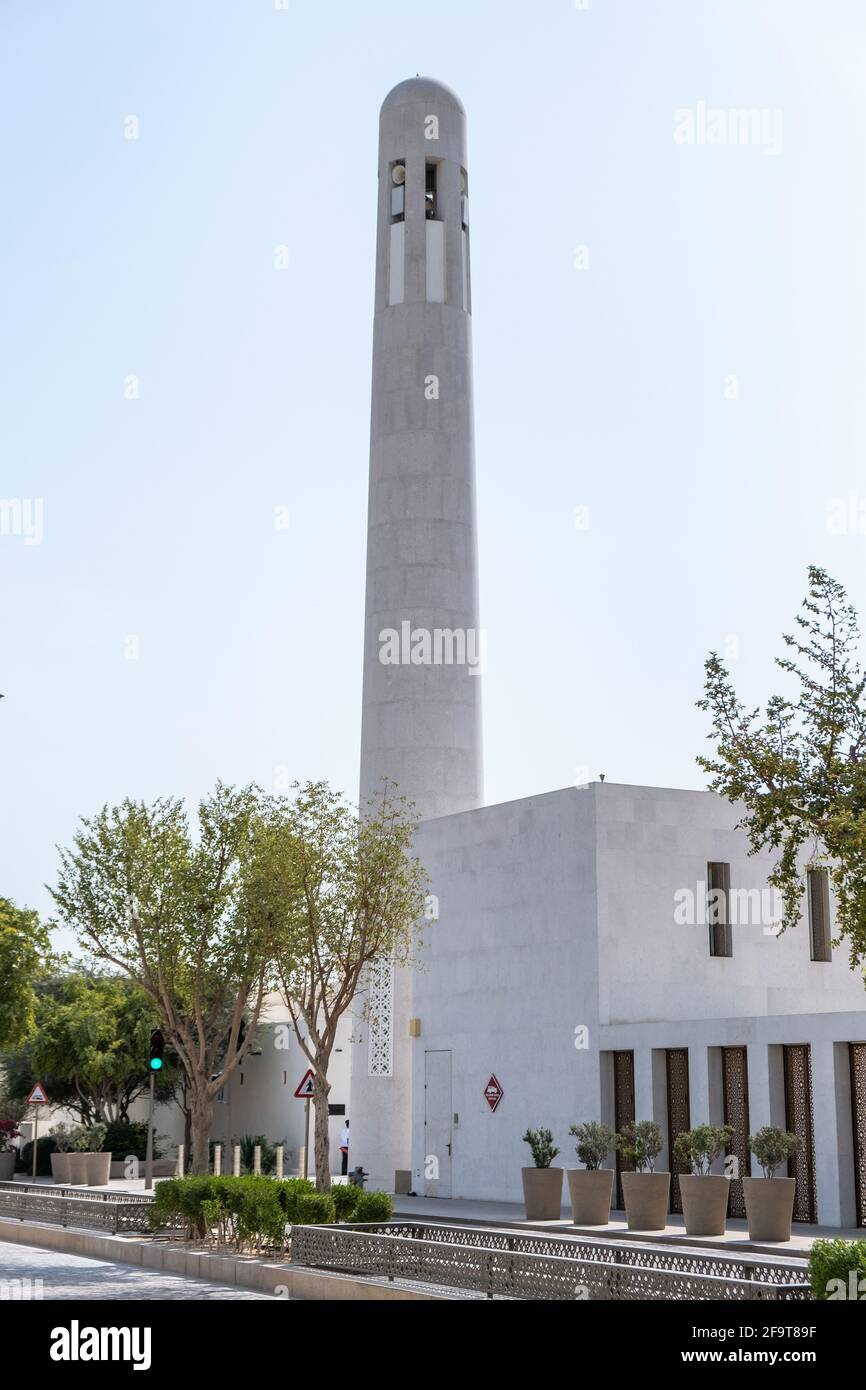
[294, 1070, 316, 1100]
[484, 1075, 503, 1113]
[26, 1082, 49, 1106]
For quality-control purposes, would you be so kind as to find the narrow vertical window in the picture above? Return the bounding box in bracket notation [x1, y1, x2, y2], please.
[708, 862, 732, 958]
[807, 868, 832, 962]
[391, 162, 406, 222]
[460, 168, 469, 228]
[425, 162, 438, 220]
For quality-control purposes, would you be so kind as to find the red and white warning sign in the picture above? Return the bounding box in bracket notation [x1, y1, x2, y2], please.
[484, 1075, 503, 1113]
[26, 1081, 49, 1106]
[294, 1070, 316, 1100]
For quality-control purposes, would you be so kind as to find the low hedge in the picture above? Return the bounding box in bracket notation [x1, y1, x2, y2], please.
[352, 1189, 393, 1223]
[104, 1120, 161, 1162]
[149, 1175, 393, 1249]
[809, 1239, 866, 1300]
[16, 1136, 57, 1176]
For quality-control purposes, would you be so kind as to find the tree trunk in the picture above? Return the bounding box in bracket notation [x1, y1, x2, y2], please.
[189, 1086, 213, 1175]
[313, 1070, 332, 1193]
[183, 1104, 192, 1168]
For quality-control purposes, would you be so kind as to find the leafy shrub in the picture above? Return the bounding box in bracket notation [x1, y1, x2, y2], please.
[749, 1127, 802, 1178]
[49, 1124, 76, 1153]
[70, 1123, 107, 1153]
[233, 1176, 287, 1249]
[809, 1239, 866, 1300]
[104, 1120, 160, 1162]
[293, 1192, 336, 1226]
[16, 1136, 57, 1175]
[0, 1120, 22, 1154]
[276, 1177, 317, 1224]
[238, 1134, 283, 1176]
[150, 1175, 335, 1250]
[569, 1122, 616, 1171]
[522, 1128, 560, 1169]
[351, 1190, 393, 1224]
[332, 1184, 360, 1222]
[673, 1124, 734, 1176]
[616, 1121, 664, 1173]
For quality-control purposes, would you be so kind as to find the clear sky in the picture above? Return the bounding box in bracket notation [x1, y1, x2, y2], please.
[2, 0, 865, 938]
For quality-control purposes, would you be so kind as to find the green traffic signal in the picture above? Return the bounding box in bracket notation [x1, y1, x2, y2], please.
[149, 1028, 165, 1073]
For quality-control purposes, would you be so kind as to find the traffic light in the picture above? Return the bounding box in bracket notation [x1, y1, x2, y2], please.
[149, 1028, 165, 1072]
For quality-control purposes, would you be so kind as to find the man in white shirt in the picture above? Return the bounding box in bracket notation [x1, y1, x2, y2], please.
[339, 1120, 350, 1176]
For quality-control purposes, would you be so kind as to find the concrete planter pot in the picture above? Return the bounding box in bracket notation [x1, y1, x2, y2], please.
[66, 1152, 89, 1184]
[742, 1177, 797, 1242]
[521, 1167, 564, 1221]
[86, 1152, 111, 1187]
[621, 1171, 671, 1230]
[0, 1152, 16, 1181]
[50, 1152, 71, 1184]
[567, 1167, 614, 1225]
[680, 1174, 730, 1237]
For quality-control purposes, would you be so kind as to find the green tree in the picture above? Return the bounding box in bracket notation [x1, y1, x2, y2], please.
[30, 971, 177, 1124]
[698, 567, 866, 969]
[270, 782, 428, 1192]
[0, 898, 51, 1049]
[50, 784, 282, 1173]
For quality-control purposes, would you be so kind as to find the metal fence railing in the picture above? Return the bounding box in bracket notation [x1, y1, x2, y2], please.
[291, 1223, 812, 1302]
[0, 1182, 156, 1234]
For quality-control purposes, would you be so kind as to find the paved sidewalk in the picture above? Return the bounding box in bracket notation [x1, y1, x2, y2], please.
[0, 1241, 275, 1300]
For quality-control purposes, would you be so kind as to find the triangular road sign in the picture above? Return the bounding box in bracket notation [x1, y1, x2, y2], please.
[294, 1070, 316, 1099]
[26, 1081, 49, 1106]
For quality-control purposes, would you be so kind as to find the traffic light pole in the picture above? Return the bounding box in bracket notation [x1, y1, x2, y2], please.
[144, 1070, 155, 1191]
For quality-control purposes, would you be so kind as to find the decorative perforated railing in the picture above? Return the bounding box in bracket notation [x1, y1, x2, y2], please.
[0, 1182, 156, 1234]
[291, 1222, 811, 1301]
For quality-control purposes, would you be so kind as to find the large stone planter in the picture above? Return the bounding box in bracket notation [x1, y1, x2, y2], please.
[567, 1168, 614, 1225]
[521, 1167, 564, 1221]
[66, 1152, 89, 1184]
[742, 1177, 796, 1242]
[0, 1152, 16, 1181]
[86, 1152, 111, 1187]
[621, 1171, 671, 1230]
[680, 1174, 730, 1237]
[50, 1152, 71, 1184]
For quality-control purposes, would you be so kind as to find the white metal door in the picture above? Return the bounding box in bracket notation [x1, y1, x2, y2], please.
[424, 1050, 453, 1198]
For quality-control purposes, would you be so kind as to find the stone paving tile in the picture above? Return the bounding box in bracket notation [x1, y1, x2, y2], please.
[0, 1242, 277, 1301]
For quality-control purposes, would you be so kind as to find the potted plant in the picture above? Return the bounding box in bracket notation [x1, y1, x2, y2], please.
[49, 1124, 76, 1184]
[82, 1123, 110, 1186]
[673, 1124, 734, 1236]
[616, 1120, 669, 1230]
[743, 1127, 802, 1242]
[521, 1128, 564, 1220]
[567, 1122, 616, 1224]
[66, 1126, 91, 1184]
[0, 1121, 22, 1181]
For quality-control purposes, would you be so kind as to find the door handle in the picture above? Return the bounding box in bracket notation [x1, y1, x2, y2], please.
[447, 1144, 452, 1157]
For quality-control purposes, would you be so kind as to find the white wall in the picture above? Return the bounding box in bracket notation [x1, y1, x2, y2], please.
[346, 781, 866, 1219]
[595, 783, 866, 1024]
[407, 788, 600, 1202]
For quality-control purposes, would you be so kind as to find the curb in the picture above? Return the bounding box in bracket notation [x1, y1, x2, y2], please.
[0, 1218, 446, 1301]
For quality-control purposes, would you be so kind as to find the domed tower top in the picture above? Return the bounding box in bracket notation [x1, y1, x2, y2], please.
[381, 76, 466, 117]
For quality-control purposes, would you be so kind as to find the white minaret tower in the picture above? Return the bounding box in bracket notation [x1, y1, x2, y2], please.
[359, 76, 482, 823]
[352, 77, 482, 1189]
